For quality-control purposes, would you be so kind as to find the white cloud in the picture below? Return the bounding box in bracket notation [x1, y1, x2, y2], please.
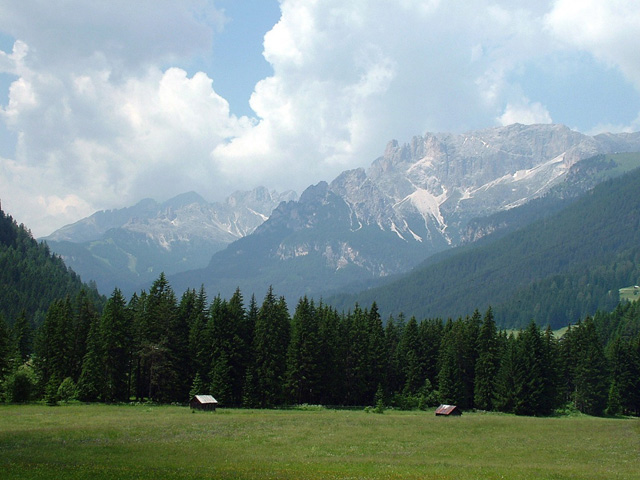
[498, 98, 553, 126]
[545, 0, 640, 89]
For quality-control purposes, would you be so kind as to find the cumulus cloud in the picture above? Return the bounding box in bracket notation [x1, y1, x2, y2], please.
[214, 0, 559, 193]
[498, 98, 553, 126]
[545, 0, 640, 89]
[0, 0, 638, 236]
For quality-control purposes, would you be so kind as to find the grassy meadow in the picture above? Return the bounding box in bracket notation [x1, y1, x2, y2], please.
[0, 404, 638, 480]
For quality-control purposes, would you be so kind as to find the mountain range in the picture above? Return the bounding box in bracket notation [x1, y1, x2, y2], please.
[328, 160, 640, 328]
[168, 123, 640, 302]
[43, 188, 296, 294]
[44, 123, 640, 317]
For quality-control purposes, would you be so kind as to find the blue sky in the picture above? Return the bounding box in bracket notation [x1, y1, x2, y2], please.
[1, 0, 639, 236]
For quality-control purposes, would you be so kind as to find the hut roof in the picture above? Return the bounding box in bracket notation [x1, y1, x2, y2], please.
[192, 395, 218, 404]
[435, 404, 461, 415]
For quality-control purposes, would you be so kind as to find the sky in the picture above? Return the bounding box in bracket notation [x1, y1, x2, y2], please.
[1, 0, 640, 237]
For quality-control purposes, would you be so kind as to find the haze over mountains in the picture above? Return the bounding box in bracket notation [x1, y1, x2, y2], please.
[43, 188, 296, 294]
[44, 123, 640, 322]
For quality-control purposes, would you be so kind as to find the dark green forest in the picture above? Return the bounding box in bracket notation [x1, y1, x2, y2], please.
[0, 207, 104, 326]
[1, 273, 638, 417]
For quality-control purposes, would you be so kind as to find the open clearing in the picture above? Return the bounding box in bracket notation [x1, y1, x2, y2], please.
[0, 404, 638, 479]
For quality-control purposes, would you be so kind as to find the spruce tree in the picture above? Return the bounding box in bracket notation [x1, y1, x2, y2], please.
[186, 287, 209, 386]
[474, 307, 499, 411]
[250, 287, 290, 407]
[285, 297, 322, 405]
[317, 303, 344, 405]
[0, 314, 12, 382]
[494, 333, 518, 413]
[571, 318, 609, 416]
[100, 288, 131, 402]
[12, 309, 32, 363]
[437, 319, 465, 406]
[77, 313, 104, 402]
[138, 274, 178, 402]
[366, 303, 387, 403]
[400, 316, 423, 397]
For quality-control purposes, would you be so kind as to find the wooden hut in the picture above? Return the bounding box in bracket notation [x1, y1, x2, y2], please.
[190, 395, 218, 411]
[435, 404, 462, 416]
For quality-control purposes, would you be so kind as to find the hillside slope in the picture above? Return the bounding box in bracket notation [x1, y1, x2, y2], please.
[0, 207, 103, 325]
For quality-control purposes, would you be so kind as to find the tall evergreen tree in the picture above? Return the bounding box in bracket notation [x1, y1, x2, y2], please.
[344, 304, 369, 405]
[71, 290, 98, 382]
[366, 303, 387, 404]
[0, 314, 12, 382]
[494, 332, 518, 413]
[317, 303, 345, 405]
[474, 307, 500, 411]
[570, 318, 609, 416]
[400, 316, 423, 396]
[12, 309, 32, 363]
[137, 274, 178, 402]
[437, 319, 465, 406]
[100, 288, 132, 402]
[384, 315, 404, 401]
[77, 313, 103, 402]
[185, 287, 209, 387]
[285, 297, 322, 405]
[34, 297, 74, 394]
[250, 287, 290, 407]
[512, 320, 547, 416]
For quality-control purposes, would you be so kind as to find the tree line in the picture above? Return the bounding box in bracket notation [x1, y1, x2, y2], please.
[1, 273, 639, 416]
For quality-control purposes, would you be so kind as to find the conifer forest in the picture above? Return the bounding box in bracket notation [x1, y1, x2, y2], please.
[2, 272, 639, 417]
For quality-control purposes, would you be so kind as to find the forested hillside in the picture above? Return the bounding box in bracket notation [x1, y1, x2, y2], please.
[328, 166, 640, 328]
[0, 207, 104, 326]
[3, 275, 638, 417]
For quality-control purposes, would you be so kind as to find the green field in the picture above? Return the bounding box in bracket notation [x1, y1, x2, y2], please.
[0, 404, 638, 480]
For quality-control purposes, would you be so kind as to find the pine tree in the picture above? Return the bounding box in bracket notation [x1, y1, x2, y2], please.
[384, 315, 404, 401]
[571, 318, 609, 416]
[607, 336, 640, 415]
[250, 287, 290, 407]
[12, 309, 32, 363]
[77, 313, 103, 402]
[512, 320, 547, 416]
[400, 316, 423, 397]
[494, 332, 518, 413]
[70, 289, 98, 381]
[437, 319, 465, 406]
[317, 303, 344, 405]
[210, 350, 233, 406]
[474, 307, 500, 411]
[34, 297, 74, 394]
[189, 372, 205, 398]
[137, 274, 178, 402]
[366, 303, 387, 403]
[344, 304, 369, 405]
[285, 297, 322, 405]
[0, 314, 12, 382]
[100, 288, 131, 402]
[242, 295, 260, 408]
[186, 287, 209, 386]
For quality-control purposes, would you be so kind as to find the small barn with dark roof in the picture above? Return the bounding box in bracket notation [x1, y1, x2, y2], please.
[190, 395, 218, 411]
[435, 404, 462, 416]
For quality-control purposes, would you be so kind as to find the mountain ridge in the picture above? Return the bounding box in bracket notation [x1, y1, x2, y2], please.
[326, 164, 640, 328]
[43, 186, 297, 294]
[167, 124, 640, 302]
